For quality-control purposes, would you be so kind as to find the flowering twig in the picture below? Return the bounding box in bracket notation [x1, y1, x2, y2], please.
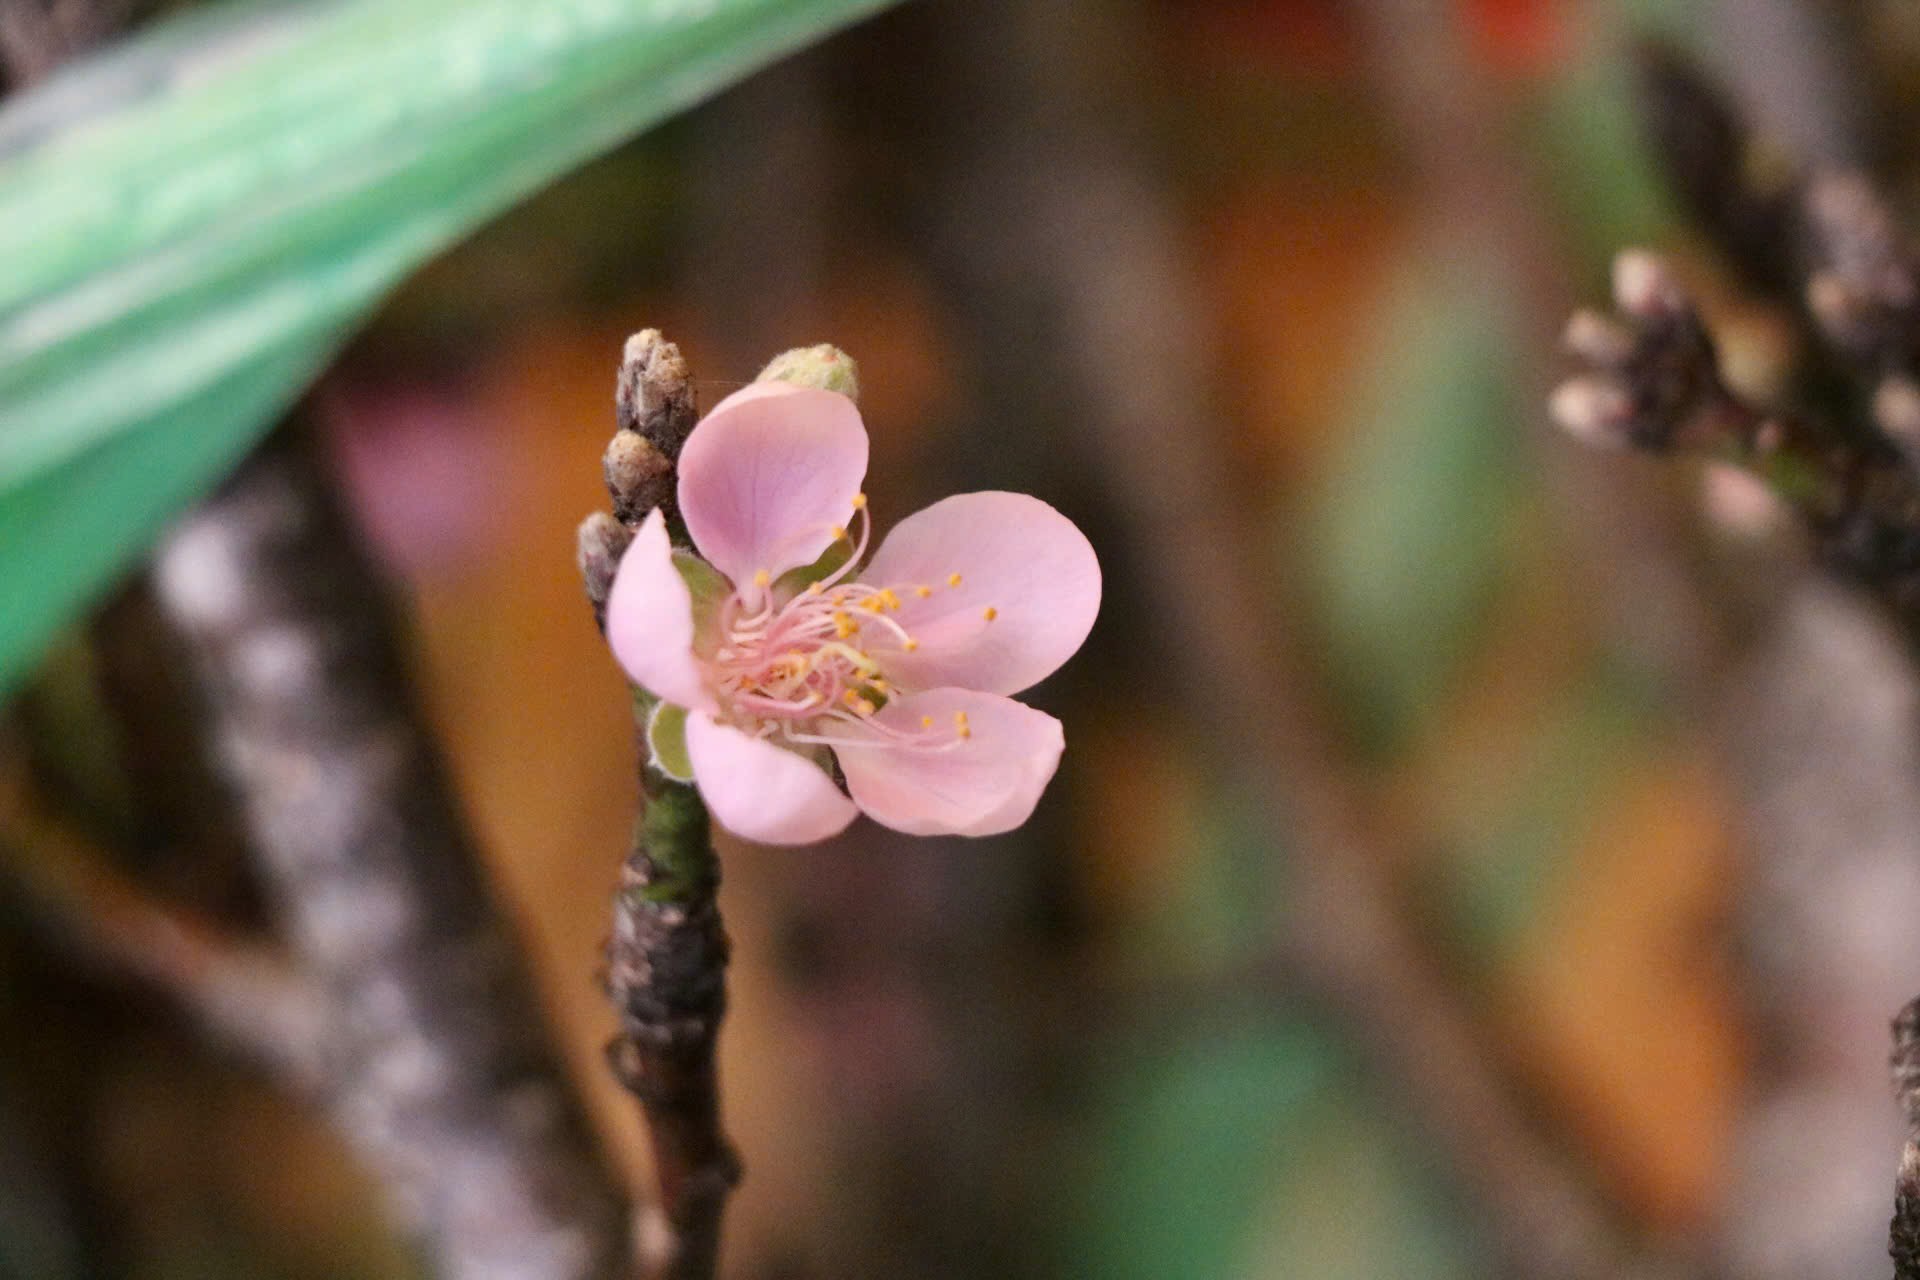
[1634, 48, 1920, 469]
[1554, 249, 1920, 626]
[152, 430, 629, 1280]
[1633, 43, 1806, 301]
[1802, 171, 1920, 454]
[586, 322, 1097, 1268]
[580, 330, 738, 1280]
[1568, 42, 1920, 1279]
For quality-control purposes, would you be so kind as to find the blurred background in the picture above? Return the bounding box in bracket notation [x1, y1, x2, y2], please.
[10, 0, 1920, 1276]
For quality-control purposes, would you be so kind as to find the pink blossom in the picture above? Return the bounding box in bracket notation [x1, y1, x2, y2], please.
[605, 381, 1100, 845]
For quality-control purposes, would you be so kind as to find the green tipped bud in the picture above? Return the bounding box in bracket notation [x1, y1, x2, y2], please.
[756, 344, 860, 399]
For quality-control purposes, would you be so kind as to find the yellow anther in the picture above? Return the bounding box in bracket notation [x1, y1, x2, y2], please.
[920, 715, 934, 729]
[953, 710, 971, 740]
[915, 585, 933, 599]
[903, 637, 920, 652]
[752, 569, 771, 588]
[831, 525, 848, 542]
[833, 612, 859, 639]
[850, 492, 868, 509]
[871, 678, 891, 694]
[841, 689, 876, 716]
[861, 595, 886, 612]
[947, 572, 963, 588]
[806, 581, 825, 596]
[879, 588, 902, 610]
[982, 606, 998, 622]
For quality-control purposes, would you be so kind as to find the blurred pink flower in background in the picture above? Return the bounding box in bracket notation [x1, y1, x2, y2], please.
[320, 378, 515, 576]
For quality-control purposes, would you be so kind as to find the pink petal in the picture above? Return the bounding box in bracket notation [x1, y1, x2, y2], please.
[677, 382, 869, 589]
[605, 509, 717, 713]
[686, 712, 858, 845]
[836, 689, 1065, 837]
[860, 492, 1100, 696]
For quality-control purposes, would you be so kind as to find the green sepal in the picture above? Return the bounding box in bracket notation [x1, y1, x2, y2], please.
[673, 550, 731, 652]
[646, 701, 694, 782]
[771, 538, 853, 598]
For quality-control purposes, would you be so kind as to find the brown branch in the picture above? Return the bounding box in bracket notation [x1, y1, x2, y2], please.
[0, 771, 330, 1091]
[0, 0, 145, 89]
[7, 11, 630, 1278]
[1802, 171, 1920, 451]
[605, 776, 734, 1280]
[1892, 999, 1920, 1278]
[1634, 42, 1808, 302]
[1712, 582, 1920, 1280]
[581, 330, 739, 1280]
[1577, 39, 1920, 1280]
[1635, 48, 1920, 459]
[149, 427, 629, 1280]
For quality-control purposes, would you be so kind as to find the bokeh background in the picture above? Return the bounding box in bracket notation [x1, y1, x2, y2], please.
[11, 0, 1920, 1276]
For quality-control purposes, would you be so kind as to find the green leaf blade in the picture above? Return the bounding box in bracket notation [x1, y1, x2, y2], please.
[0, 0, 896, 701]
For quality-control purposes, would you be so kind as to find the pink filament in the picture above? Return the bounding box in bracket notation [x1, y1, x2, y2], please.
[701, 503, 960, 753]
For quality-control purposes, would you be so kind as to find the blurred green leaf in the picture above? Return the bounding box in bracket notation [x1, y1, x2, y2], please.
[1068, 1014, 1476, 1280]
[1524, 0, 1709, 269]
[1233, 1091, 1475, 1280]
[0, 0, 893, 702]
[1302, 259, 1525, 753]
[1430, 662, 1658, 961]
[1524, 55, 1678, 268]
[1069, 1015, 1332, 1280]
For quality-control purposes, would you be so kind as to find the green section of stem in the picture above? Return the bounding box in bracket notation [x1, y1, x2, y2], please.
[1744, 444, 1824, 507]
[635, 770, 716, 904]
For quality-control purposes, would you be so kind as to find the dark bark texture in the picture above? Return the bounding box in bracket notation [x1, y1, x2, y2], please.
[152, 433, 629, 1280]
[584, 330, 739, 1280]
